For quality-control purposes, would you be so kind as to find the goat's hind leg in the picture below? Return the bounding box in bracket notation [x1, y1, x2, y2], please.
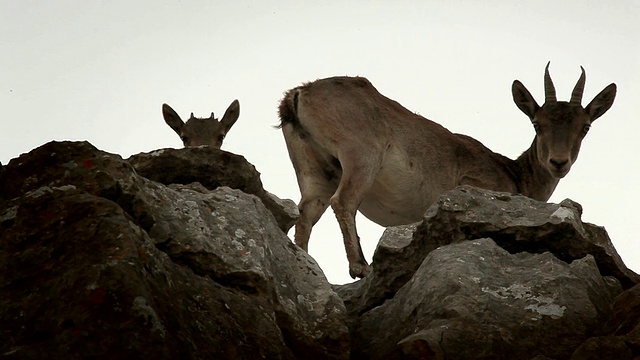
[330, 151, 382, 279]
[294, 182, 334, 251]
[283, 129, 338, 252]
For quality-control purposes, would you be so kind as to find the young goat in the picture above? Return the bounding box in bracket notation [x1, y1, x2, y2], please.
[163, 100, 240, 148]
[278, 63, 616, 279]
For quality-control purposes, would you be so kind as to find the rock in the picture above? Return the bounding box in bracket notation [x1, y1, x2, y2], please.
[337, 186, 638, 320]
[335, 186, 637, 358]
[1, 188, 289, 358]
[570, 335, 634, 360]
[414, 186, 638, 289]
[608, 283, 640, 337]
[2, 141, 638, 359]
[127, 147, 298, 233]
[266, 190, 300, 226]
[354, 238, 622, 359]
[0, 141, 348, 359]
[334, 223, 419, 319]
[569, 283, 640, 359]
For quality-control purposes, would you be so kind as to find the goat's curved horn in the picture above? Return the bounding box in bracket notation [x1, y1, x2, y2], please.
[570, 66, 586, 105]
[544, 61, 557, 103]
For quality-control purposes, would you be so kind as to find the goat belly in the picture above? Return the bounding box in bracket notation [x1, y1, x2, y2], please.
[358, 182, 431, 227]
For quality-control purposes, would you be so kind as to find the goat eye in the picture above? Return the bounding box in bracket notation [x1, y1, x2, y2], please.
[582, 124, 591, 135]
[218, 134, 225, 141]
[181, 135, 189, 144]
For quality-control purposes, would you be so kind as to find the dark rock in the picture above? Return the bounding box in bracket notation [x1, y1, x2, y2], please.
[354, 238, 622, 359]
[0, 141, 348, 359]
[127, 147, 297, 233]
[1, 189, 290, 358]
[570, 335, 634, 360]
[608, 283, 640, 336]
[2, 141, 638, 359]
[569, 283, 640, 359]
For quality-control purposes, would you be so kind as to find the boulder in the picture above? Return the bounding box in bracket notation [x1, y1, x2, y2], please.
[336, 186, 638, 359]
[354, 238, 621, 359]
[127, 147, 298, 233]
[336, 186, 638, 319]
[0, 141, 348, 359]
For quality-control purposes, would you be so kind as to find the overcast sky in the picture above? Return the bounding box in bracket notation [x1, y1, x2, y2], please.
[1, 1, 638, 284]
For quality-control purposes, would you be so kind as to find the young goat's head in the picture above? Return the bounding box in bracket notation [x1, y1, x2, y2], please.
[512, 63, 616, 178]
[162, 99, 240, 149]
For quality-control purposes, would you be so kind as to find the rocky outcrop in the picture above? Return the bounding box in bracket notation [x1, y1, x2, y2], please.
[127, 147, 298, 233]
[1, 141, 638, 359]
[337, 187, 638, 318]
[0, 141, 347, 359]
[352, 238, 621, 359]
[336, 186, 638, 359]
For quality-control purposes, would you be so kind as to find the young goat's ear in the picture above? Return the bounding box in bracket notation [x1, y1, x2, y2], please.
[162, 103, 185, 135]
[220, 99, 240, 134]
[512, 80, 540, 120]
[585, 83, 616, 122]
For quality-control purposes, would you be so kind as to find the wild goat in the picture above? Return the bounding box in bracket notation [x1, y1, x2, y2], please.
[278, 63, 616, 279]
[162, 100, 240, 148]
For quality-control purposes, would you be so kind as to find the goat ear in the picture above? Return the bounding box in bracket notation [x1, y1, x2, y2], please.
[512, 80, 540, 120]
[585, 83, 616, 122]
[220, 99, 240, 133]
[162, 103, 185, 135]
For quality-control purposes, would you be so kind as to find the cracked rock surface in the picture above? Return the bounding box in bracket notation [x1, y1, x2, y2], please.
[1, 142, 638, 359]
[0, 141, 347, 359]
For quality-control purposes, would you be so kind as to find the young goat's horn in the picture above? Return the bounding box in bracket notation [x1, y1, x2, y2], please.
[570, 66, 586, 105]
[544, 61, 557, 103]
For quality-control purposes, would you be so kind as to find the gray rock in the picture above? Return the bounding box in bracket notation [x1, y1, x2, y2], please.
[0, 141, 348, 359]
[414, 186, 638, 289]
[334, 223, 419, 319]
[266, 190, 299, 223]
[354, 238, 622, 359]
[2, 141, 638, 359]
[127, 147, 298, 233]
[337, 186, 638, 321]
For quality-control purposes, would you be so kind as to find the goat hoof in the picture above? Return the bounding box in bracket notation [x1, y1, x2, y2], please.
[349, 262, 371, 279]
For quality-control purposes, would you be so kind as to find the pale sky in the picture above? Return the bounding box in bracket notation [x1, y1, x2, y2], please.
[1, 1, 638, 284]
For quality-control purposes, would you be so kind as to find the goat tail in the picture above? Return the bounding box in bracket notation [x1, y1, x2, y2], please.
[276, 89, 300, 129]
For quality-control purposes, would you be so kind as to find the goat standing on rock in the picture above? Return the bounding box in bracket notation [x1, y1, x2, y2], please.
[278, 63, 616, 279]
[163, 100, 240, 148]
